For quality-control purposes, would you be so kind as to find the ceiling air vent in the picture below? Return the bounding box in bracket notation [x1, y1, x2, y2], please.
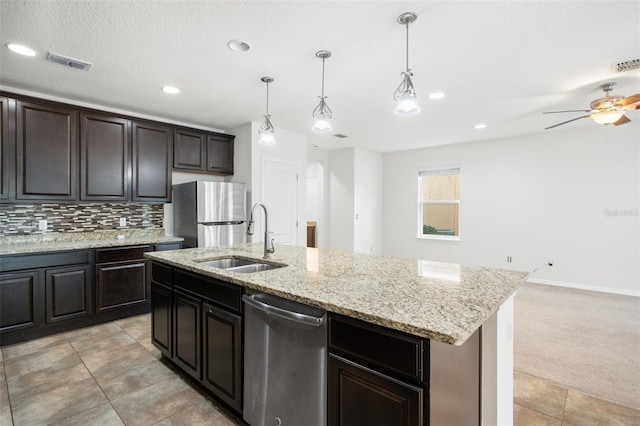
[46, 52, 92, 71]
[611, 58, 639, 73]
[333, 133, 348, 139]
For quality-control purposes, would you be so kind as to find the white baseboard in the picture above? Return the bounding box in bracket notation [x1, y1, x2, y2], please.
[526, 278, 640, 297]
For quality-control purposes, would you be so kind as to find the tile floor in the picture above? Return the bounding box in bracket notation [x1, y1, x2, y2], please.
[1, 314, 639, 425]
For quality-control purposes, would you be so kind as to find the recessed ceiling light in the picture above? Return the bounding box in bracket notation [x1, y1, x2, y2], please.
[227, 39, 251, 52]
[429, 92, 445, 100]
[162, 86, 180, 94]
[474, 123, 487, 129]
[7, 43, 36, 56]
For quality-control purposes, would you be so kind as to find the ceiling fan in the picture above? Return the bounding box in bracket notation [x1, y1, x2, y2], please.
[543, 82, 640, 130]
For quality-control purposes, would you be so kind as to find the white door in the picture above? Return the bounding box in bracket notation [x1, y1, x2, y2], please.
[263, 160, 298, 245]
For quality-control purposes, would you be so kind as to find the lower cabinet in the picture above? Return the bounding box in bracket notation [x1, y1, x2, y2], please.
[0, 271, 40, 333]
[202, 302, 242, 412]
[150, 263, 243, 414]
[95, 245, 150, 313]
[45, 265, 92, 323]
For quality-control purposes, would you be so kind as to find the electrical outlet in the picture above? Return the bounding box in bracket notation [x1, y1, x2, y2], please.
[119, 217, 127, 227]
[506, 256, 513, 263]
[38, 219, 47, 231]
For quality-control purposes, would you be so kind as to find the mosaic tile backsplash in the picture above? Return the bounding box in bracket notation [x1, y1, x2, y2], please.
[0, 203, 164, 236]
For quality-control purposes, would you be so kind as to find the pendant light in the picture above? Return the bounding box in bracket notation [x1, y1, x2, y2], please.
[258, 77, 276, 145]
[312, 50, 333, 132]
[394, 12, 421, 115]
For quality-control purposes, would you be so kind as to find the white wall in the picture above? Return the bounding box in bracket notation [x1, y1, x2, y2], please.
[382, 122, 640, 295]
[328, 148, 356, 252]
[354, 147, 383, 255]
[308, 148, 329, 248]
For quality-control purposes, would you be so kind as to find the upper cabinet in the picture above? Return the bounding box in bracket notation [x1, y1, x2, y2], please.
[80, 112, 130, 201]
[0, 92, 235, 203]
[16, 100, 78, 201]
[173, 128, 234, 176]
[132, 121, 172, 202]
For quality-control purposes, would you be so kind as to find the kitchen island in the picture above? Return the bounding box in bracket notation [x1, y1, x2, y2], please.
[145, 243, 527, 425]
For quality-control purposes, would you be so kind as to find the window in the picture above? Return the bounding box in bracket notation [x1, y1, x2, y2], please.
[418, 167, 460, 239]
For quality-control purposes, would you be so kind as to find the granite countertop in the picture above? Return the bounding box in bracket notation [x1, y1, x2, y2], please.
[145, 243, 527, 346]
[0, 229, 183, 256]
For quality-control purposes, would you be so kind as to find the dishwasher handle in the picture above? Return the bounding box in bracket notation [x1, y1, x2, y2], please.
[242, 294, 325, 327]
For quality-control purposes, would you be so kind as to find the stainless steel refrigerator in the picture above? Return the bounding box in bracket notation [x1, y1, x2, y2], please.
[173, 181, 247, 248]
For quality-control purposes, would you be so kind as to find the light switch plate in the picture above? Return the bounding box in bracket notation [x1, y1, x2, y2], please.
[119, 217, 127, 227]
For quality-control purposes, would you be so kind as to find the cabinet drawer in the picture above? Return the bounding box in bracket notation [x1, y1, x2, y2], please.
[153, 242, 182, 251]
[1, 250, 92, 272]
[174, 268, 242, 313]
[96, 245, 150, 264]
[151, 262, 172, 286]
[329, 315, 427, 382]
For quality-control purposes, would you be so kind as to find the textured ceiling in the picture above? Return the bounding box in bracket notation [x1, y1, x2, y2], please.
[1, 1, 638, 153]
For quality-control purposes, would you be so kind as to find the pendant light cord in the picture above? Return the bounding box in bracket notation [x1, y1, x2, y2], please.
[405, 21, 410, 72]
[321, 56, 326, 99]
[265, 82, 270, 116]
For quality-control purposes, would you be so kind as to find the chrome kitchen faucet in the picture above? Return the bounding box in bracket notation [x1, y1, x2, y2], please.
[247, 203, 275, 259]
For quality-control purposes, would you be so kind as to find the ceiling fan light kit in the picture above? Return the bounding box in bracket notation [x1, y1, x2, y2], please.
[394, 12, 421, 115]
[312, 50, 333, 133]
[258, 76, 276, 145]
[544, 82, 640, 130]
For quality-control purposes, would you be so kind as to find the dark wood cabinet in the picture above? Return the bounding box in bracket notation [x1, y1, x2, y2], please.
[0, 271, 40, 333]
[203, 302, 242, 412]
[45, 265, 92, 323]
[16, 100, 77, 200]
[95, 245, 150, 313]
[174, 128, 205, 171]
[173, 288, 201, 380]
[80, 112, 130, 201]
[151, 280, 172, 357]
[131, 121, 172, 202]
[0, 96, 13, 200]
[329, 354, 424, 426]
[206, 134, 234, 175]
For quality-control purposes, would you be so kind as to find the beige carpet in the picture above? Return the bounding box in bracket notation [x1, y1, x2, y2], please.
[514, 282, 640, 410]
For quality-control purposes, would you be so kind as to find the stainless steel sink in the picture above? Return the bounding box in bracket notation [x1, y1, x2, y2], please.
[197, 257, 285, 273]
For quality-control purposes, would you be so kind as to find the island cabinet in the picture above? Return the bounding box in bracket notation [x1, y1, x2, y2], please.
[150, 264, 243, 413]
[328, 314, 429, 426]
[0, 250, 93, 343]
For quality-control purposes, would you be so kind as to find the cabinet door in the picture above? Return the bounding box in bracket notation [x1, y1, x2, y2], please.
[151, 281, 172, 357]
[329, 354, 423, 426]
[174, 129, 205, 171]
[173, 289, 201, 380]
[80, 112, 130, 201]
[0, 271, 40, 332]
[45, 265, 92, 323]
[206, 134, 234, 175]
[16, 100, 77, 200]
[202, 302, 242, 412]
[131, 121, 172, 202]
[0, 96, 13, 200]
[96, 260, 149, 312]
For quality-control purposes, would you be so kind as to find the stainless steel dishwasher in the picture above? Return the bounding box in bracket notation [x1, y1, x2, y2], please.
[243, 292, 327, 426]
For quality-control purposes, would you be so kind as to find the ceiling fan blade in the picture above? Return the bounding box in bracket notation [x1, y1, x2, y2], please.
[613, 115, 631, 126]
[615, 94, 640, 107]
[545, 115, 590, 130]
[542, 109, 591, 114]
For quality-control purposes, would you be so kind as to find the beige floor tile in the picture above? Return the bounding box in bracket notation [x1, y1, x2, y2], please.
[1, 333, 68, 360]
[0, 361, 4, 382]
[81, 342, 156, 380]
[51, 402, 124, 426]
[138, 337, 163, 359]
[3, 343, 79, 378]
[0, 379, 13, 426]
[115, 313, 151, 328]
[111, 376, 205, 425]
[65, 322, 122, 342]
[514, 371, 568, 419]
[152, 399, 232, 426]
[7, 361, 91, 400]
[70, 330, 136, 357]
[97, 358, 176, 401]
[514, 403, 561, 426]
[11, 377, 108, 426]
[563, 389, 640, 425]
[123, 321, 152, 341]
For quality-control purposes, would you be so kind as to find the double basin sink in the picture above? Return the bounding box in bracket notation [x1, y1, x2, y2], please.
[197, 257, 285, 274]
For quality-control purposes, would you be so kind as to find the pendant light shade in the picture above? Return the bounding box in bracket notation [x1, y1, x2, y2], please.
[394, 12, 421, 115]
[258, 77, 276, 145]
[312, 50, 333, 132]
